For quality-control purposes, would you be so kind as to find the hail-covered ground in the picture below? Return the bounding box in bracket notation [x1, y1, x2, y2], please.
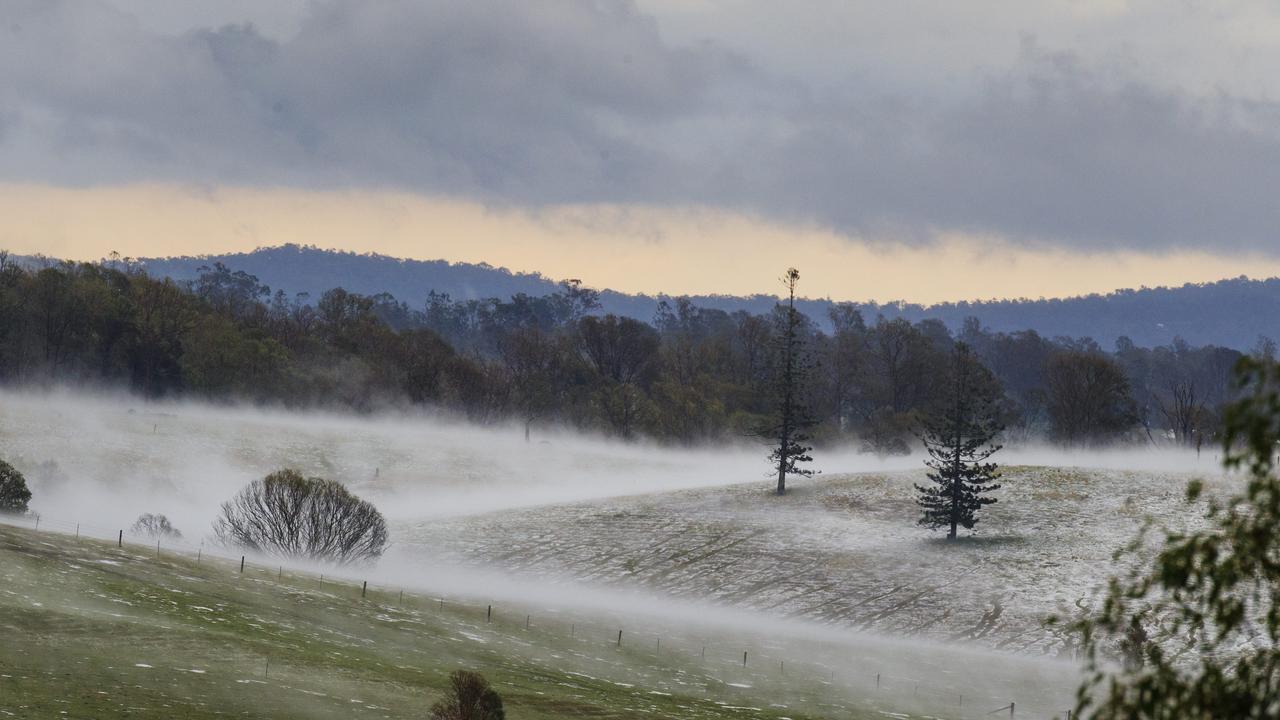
[396, 464, 1222, 655]
[0, 388, 1228, 718]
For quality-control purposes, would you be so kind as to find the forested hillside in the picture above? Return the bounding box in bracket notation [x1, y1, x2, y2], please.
[0, 254, 1251, 450]
[127, 245, 1280, 349]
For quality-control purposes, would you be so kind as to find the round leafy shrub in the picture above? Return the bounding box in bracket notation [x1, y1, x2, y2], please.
[0, 459, 31, 514]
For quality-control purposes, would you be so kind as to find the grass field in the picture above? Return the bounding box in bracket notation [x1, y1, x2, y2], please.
[0, 522, 914, 719]
[0, 392, 1192, 718]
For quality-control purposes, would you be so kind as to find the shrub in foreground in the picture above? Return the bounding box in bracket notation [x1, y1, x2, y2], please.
[430, 670, 504, 720]
[213, 469, 388, 564]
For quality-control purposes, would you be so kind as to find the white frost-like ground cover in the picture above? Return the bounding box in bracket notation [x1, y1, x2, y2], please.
[0, 387, 1232, 716]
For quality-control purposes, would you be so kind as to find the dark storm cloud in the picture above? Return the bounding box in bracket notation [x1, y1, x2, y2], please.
[3, 0, 1280, 252]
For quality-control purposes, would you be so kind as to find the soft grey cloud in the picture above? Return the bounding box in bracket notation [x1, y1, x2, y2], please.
[3, 0, 1280, 253]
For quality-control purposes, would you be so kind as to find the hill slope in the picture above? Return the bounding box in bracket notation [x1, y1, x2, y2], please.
[0, 522, 830, 719]
[123, 245, 1280, 348]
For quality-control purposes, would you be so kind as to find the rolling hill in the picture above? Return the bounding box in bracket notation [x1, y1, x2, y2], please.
[100, 245, 1280, 349]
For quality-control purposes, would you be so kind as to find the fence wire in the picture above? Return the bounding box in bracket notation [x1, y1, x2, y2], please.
[0, 511, 1077, 719]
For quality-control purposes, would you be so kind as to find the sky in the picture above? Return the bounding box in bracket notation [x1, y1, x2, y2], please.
[3, 0, 1280, 302]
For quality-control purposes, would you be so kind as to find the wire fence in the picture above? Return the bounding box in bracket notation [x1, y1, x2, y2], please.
[0, 510, 1079, 719]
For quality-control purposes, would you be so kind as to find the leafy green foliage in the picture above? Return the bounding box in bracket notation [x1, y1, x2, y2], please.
[0, 458, 31, 514]
[1072, 357, 1280, 718]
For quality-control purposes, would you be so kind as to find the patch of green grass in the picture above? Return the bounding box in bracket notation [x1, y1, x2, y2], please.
[0, 525, 857, 719]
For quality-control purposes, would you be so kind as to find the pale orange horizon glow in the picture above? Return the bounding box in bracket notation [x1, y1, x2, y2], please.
[0, 183, 1274, 305]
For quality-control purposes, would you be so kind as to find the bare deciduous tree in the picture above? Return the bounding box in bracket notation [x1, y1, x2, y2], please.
[213, 469, 388, 564]
[130, 513, 182, 539]
[429, 670, 505, 720]
[1154, 378, 1204, 446]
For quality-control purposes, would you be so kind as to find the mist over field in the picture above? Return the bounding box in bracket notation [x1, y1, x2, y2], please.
[9, 1, 1280, 717]
[9, 386, 1159, 715]
[0, 387, 907, 531]
[1, 386, 1221, 533]
[1, 387, 1225, 647]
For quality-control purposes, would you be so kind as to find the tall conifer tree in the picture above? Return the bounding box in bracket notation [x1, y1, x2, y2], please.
[916, 342, 1003, 538]
[763, 268, 817, 495]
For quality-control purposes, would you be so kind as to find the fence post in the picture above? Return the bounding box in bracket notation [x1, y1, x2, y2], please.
[156, 539, 160, 558]
[197, 548, 201, 564]
[487, 605, 492, 623]
[75, 523, 79, 540]
[876, 673, 880, 689]
[118, 530, 122, 548]
[398, 589, 403, 606]
[743, 651, 747, 667]
[278, 567, 282, 580]
[34, 516, 38, 531]
[362, 581, 367, 598]
[240, 556, 245, 573]
[1011, 701, 1015, 717]
[525, 615, 530, 630]
[617, 630, 622, 646]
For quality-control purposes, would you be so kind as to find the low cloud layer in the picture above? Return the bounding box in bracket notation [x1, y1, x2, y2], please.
[4, 0, 1280, 253]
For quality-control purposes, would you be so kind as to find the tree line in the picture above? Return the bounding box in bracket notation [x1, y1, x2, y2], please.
[0, 254, 1256, 449]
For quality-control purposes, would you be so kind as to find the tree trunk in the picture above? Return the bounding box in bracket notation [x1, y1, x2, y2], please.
[948, 362, 964, 541]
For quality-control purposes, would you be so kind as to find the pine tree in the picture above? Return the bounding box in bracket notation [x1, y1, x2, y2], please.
[915, 343, 1003, 539]
[763, 268, 817, 496]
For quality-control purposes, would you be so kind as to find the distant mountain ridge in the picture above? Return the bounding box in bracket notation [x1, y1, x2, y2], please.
[125, 244, 1280, 350]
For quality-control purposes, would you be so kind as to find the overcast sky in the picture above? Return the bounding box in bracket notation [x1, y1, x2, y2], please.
[3, 1, 1280, 300]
